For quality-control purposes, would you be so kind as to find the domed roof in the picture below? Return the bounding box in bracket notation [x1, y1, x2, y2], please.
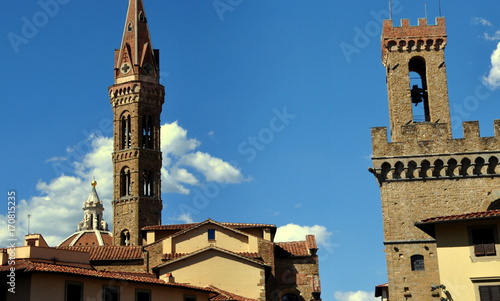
[59, 230, 113, 247]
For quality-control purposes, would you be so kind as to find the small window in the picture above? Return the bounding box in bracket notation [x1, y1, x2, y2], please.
[479, 285, 500, 301]
[208, 229, 216, 240]
[472, 227, 497, 257]
[136, 289, 151, 301]
[65, 281, 83, 301]
[410, 254, 425, 271]
[184, 295, 196, 301]
[103, 285, 120, 301]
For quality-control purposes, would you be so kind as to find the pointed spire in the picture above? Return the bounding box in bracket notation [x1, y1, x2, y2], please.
[115, 0, 160, 84]
[78, 181, 108, 231]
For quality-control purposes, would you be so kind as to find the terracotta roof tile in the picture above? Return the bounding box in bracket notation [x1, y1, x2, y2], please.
[209, 286, 259, 301]
[419, 209, 500, 224]
[276, 241, 310, 257]
[58, 246, 143, 261]
[1, 259, 214, 293]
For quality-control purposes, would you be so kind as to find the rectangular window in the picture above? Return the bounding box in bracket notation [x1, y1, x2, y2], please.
[479, 285, 500, 301]
[65, 281, 83, 301]
[208, 229, 216, 240]
[103, 285, 120, 301]
[184, 295, 197, 301]
[136, 289, 151, 301]
[472, 227, 497, 257]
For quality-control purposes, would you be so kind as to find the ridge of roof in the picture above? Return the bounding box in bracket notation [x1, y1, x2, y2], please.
[154, 246, 268, 270]
[142, 220, 276, 231]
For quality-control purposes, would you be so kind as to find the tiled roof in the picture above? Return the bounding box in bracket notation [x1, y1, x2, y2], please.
[1, 259, 215, 293]
[418, 209, 500, 224]
[143, 220, 276, 231]
[209, 285, 259, 301]
[276, 241, 310, 257]
[415, 209, 500, 237]
[58, 246, 143, 261]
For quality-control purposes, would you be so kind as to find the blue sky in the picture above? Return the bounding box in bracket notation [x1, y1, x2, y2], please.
[2, 1, 500, 300]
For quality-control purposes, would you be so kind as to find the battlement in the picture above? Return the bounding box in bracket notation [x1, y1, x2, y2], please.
[382, 17, 447, 63]
[370, 120, 500, 184]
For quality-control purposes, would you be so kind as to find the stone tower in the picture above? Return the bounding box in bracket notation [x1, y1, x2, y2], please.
[109, 0, 164, 246]
[370, 18, 500, 300]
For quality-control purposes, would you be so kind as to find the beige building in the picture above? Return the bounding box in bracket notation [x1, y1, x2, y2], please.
[0, 235, 215, 301]
[416, 210, 500, 300]
[370, 16, 500, 301]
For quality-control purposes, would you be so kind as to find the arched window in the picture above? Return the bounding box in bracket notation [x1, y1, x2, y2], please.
[282, 293, 298, 301]
[411, 254, 425, 271]
[120, 167, 131, 197]
[409, 57, 429, 122]
[120, 230, 130, 246]
[121, 114, 131, 149]
[142, 115, 153, 149]
[143, 170, 154, 197]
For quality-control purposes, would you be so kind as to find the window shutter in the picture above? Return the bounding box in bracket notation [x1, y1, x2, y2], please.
[475, 244, 486, 256]
[485, 243, 497, 256]
[479, 285, 500, 301]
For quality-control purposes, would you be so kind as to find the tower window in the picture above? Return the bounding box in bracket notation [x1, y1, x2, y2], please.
[142, 115, 153, 149]
[409, 57, 429, 122]
[120, 167, 131, 197]
[121, 114, 131, 149]
[143, 170, 154, 197]
[410, 254, 425, 271]
[120, 229, 130, 246]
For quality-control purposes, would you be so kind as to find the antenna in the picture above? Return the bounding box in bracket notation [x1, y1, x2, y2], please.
[438, 0, 442, 16]
[28, 214, 31, 234]
[389, 0, 393, 19]
[424, 2, 428, 19]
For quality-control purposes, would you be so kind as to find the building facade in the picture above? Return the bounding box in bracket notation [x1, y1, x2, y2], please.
[370, 17, 500, 300]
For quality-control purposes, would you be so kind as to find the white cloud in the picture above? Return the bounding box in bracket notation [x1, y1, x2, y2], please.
[0, 122, 246, 247]
[472, 17, 492, 27]
[275, 223, 332, 248]
[483, 31, 500, 41]
[483, 42, 500, 89]
[334, 291, 377, 301]
[181, 151, 246, 183]
[172, 213, 195, 224]
[161, 122, 246, 193]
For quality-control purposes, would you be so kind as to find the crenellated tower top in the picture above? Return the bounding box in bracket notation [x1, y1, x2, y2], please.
[382, 18, 447, 64]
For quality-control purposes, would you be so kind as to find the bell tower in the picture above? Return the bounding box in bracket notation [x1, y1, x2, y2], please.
[371, 18, 500, 300]
[382, 18, 450, 142]
[109, 0, 164, 246]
